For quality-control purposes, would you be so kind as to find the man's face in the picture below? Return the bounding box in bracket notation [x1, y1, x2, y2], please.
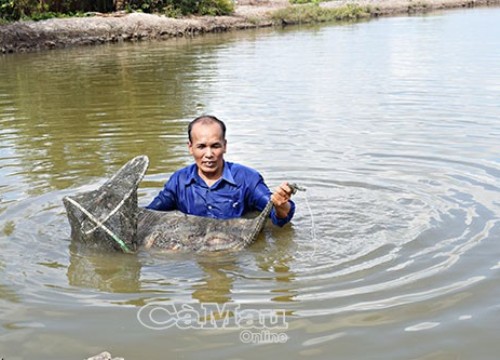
[188, 122, 227, 180]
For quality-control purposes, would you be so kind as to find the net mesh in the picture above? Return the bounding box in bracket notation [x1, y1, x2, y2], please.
[63, 155, 149, 253]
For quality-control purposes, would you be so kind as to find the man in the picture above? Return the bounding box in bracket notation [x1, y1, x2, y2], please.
[147, 115, 295, 226]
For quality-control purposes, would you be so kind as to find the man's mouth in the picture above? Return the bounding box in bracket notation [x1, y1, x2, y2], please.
[203, 161, 216, 167]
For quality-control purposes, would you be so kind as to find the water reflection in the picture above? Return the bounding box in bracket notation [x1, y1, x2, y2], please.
[67, 244, 142, 293]
[192, 257, 238, 304]
[0, 284, 20, 304]
[63, 224, 297, 306]
[0, 7, 500, 360]
[0, 40, 228, 193]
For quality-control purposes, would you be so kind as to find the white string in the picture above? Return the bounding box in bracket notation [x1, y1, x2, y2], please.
[301, 190, 318, 260]
[65, 197, 133, 253]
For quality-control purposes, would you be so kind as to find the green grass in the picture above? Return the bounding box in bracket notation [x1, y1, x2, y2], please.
[271, 3, 372, 25]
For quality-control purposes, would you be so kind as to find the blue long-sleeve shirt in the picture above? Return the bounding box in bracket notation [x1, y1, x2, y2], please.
[146, 161, 295, 227]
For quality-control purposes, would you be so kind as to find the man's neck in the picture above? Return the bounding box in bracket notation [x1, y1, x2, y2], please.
[200, 174, 220, 188]
[197, 168, 223, 188]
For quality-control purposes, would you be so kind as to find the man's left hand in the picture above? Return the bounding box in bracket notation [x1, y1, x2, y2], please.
[271, 182, 293, 218]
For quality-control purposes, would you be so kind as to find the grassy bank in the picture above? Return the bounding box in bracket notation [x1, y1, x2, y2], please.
[271, 3, 371, 25]
[0, 0, 234, 22]
[1, 0, 499, 54]
[269, 0, 498, 25]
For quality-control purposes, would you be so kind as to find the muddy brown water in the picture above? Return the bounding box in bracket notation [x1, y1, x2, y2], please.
[1, 8, 500, 360]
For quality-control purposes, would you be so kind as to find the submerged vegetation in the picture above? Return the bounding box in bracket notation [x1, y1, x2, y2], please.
[0, 0, 234, 21]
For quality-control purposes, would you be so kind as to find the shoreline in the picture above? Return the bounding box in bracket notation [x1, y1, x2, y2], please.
[1, 0, 499, 54]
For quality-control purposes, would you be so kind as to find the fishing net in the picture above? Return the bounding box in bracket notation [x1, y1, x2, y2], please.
[63, 155, 149, 253]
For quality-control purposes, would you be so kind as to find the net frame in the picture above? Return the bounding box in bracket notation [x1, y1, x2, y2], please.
[63, 155, 149, 253]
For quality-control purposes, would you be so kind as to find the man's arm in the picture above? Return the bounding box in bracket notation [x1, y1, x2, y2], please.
[146, 176, 177, 211]
[251, 178, 295, 227]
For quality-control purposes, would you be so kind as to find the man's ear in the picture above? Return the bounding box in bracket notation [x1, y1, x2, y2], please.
[223, 139, 227, 153]
[188, 141, 193, 155]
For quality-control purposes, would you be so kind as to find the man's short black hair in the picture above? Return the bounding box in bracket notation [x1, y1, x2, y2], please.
[188, 115, 227, 143]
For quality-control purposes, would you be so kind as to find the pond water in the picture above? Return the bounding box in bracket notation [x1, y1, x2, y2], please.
[1, 7, 500, 360]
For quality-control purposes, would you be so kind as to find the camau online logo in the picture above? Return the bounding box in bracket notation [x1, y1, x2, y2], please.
[137, 302, 289, 344]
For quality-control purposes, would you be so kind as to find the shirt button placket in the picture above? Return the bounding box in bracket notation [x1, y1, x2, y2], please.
[206, 188, 213, 214]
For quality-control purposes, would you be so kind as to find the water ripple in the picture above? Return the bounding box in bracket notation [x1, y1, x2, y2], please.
[1, 8, 500, 358]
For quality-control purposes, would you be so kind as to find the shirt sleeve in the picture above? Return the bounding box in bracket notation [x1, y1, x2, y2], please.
[270, 200, 296, 227]
[146, 174, 177, 211]
[250, 175, 295, 227]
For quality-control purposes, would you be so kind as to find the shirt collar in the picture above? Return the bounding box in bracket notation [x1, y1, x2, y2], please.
[185, 161, 236, 187]
[220, 161, 236, 186]
[186, 164, 198, 186]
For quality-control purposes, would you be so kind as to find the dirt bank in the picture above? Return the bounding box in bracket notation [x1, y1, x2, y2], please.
[1, 0, 499, 54]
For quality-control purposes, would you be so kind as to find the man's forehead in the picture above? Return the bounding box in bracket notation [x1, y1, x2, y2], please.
[192, 121, 221, 131]
[191, 122, 224, 139]
[191, 137, 224, 145]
